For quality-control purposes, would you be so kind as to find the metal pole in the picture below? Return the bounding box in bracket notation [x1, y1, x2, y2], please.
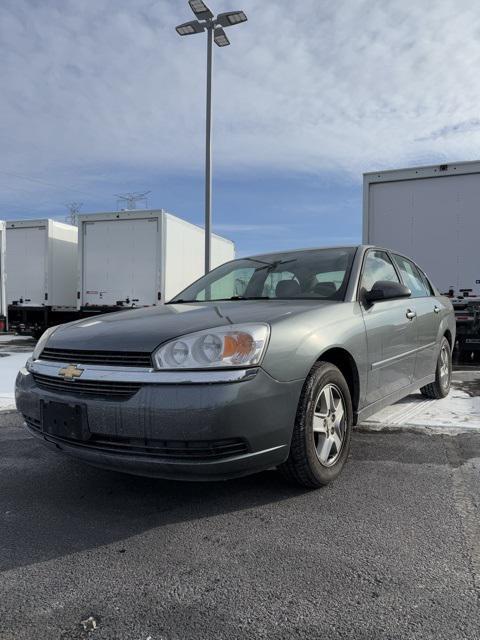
[204, 24, 213, 274]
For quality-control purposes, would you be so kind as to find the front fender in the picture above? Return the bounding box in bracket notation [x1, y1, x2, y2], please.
[261, 302, 368, 397]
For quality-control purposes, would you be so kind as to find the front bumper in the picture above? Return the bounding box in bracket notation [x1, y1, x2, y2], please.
[16, 364, 303, 481]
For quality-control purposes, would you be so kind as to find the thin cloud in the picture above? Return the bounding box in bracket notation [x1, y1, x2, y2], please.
[214, 223, 289, 233]
[416, 119, 480, 142]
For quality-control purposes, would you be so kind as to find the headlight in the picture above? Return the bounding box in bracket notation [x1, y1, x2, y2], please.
[153, 323, 270, 370]
[32, 326, 58, 360]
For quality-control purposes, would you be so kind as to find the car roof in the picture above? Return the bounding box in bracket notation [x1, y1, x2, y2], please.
[246, 245, 364, 261]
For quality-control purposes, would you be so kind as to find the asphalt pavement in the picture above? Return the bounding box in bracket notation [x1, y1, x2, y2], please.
[1, 410, 479, 640]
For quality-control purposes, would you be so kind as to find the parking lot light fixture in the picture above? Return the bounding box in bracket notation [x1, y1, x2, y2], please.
[216, 11, 248, 27]
[214, 27, 230, 47]
[175, 2, 248, 274]
[176, 20, 205, 36]
[188, 0, 214, 20]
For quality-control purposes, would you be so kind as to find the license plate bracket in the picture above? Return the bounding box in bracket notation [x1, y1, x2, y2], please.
[41, 401, 90, 441]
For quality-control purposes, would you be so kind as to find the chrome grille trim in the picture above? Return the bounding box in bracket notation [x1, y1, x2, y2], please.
[28, 359, 259, 384]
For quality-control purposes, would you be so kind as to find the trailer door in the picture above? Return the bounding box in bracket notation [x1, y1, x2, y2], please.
[367, 173, 480, 294]
[7, 226, 47, 306]
[82, 218, 158, 307]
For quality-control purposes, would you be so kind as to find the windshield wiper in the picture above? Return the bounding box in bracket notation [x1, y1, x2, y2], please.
[167, 299, 198, 304]
[225, 296, 270, 301]
[168, 296, 270, 304]
[246, 258, 297, 271]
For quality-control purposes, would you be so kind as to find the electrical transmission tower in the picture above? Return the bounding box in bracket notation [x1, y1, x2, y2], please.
[115, 191, 151, 211]
[65, 202, 83, 225]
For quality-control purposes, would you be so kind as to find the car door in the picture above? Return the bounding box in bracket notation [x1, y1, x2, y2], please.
[391, 254, 442, 382]
[359, 250, 418, 405]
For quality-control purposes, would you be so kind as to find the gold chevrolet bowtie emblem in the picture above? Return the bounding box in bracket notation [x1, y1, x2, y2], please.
[58, 364, 84, 380]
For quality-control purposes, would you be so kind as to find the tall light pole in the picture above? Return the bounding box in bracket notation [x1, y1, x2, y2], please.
[176, 1, 247, 273]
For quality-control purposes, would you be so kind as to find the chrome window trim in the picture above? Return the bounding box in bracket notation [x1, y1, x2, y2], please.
[27, 359, 259, 384]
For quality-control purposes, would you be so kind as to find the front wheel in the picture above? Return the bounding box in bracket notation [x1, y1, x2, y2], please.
[278, 361, 353, 488]
[420, 337, 452, 399]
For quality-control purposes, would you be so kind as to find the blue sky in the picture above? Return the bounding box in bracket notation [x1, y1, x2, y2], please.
[2, 0, 480, 255]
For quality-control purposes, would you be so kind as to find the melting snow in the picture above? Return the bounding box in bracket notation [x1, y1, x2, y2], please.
[0, 350, 31, 410]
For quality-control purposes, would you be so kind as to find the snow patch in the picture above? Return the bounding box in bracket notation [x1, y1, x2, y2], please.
[361, 387, 480, 432]
[0, 351, 31, 411]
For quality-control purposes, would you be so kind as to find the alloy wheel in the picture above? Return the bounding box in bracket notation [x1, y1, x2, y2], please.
[440, 344, 451, 389]
[312, 383, 347, 467]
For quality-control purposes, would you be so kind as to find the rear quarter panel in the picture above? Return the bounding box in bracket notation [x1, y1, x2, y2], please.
[436, 295, 456, 348]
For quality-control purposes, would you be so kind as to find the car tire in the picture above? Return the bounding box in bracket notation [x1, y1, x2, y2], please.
[278, 361, 353, 488]
[420, 337, 452, 399]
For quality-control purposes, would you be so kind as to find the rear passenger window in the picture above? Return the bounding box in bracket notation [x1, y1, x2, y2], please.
[360, 250, 400, 292]
[392, 255, 429, 298]
[418, 269, 434, 296]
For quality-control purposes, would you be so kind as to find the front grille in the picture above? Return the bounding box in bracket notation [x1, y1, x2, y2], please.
[32, 373, 140, 399]
[25, 419, 248, 460]
[40, 347, 152, 368]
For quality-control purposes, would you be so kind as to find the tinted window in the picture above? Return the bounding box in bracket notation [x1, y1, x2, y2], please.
[170, 247, 356, 302]
[392, 255, 429, 298]
[360, 250, 399, 292]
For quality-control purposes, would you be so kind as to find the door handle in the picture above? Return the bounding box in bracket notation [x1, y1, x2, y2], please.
[434, 305, 440, 314]
[406, 309, 416, 320]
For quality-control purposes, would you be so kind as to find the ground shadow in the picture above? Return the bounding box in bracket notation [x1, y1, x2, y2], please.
[1, 424, 308, 572]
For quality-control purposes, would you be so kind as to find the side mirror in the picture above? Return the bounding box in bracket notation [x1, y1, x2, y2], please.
[364, 280, 411, 304]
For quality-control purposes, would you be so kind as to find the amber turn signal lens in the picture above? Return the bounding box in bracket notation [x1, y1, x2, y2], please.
[222, 333, 255, 359]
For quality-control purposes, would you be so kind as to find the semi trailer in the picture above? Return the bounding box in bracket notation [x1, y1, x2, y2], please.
[0, 221, 6, 331]
[6, 219, 78, 336]
[76, 209, 234, 311]
[4, 211, 234, 336]
[363, 161, 480, 295]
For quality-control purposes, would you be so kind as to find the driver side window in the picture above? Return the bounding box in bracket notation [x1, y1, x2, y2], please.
[361, 250, 399, 293]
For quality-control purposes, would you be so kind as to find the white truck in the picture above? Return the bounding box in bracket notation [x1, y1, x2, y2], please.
[363, 160, 480, 296]
[6, 219, 78, 336]
[77, 209, 234, 310]
[0, 221, 6, 331]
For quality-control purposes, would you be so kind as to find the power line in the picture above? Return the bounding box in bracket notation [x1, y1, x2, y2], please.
[0, 170, 92, 198]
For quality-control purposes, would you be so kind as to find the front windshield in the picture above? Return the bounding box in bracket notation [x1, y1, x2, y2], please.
[170, 247, 356, 303]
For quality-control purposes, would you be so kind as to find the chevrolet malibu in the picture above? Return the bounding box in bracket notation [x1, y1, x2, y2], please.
[16, 245, 455, 487]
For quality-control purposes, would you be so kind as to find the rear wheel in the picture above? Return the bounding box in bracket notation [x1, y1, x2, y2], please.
[420, 337, 452, 399]
[278, 361, 353, 488]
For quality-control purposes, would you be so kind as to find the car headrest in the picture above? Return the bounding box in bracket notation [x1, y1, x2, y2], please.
[314, 282, 337, 296]
[276, 279, 301, 298]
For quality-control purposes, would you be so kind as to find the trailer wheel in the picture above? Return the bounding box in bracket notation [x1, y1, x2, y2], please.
[420, 337, 452, 399]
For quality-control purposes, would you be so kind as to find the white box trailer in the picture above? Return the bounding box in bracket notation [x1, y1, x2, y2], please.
[77, 210, 234, 309]
[0, 221, 6, 329]
[363, 161, 480, 295]
[6, 219, 78, 335]
[6, 219, 78, 307]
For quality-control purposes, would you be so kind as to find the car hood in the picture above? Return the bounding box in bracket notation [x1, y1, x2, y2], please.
[46, 300, 338, 353]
